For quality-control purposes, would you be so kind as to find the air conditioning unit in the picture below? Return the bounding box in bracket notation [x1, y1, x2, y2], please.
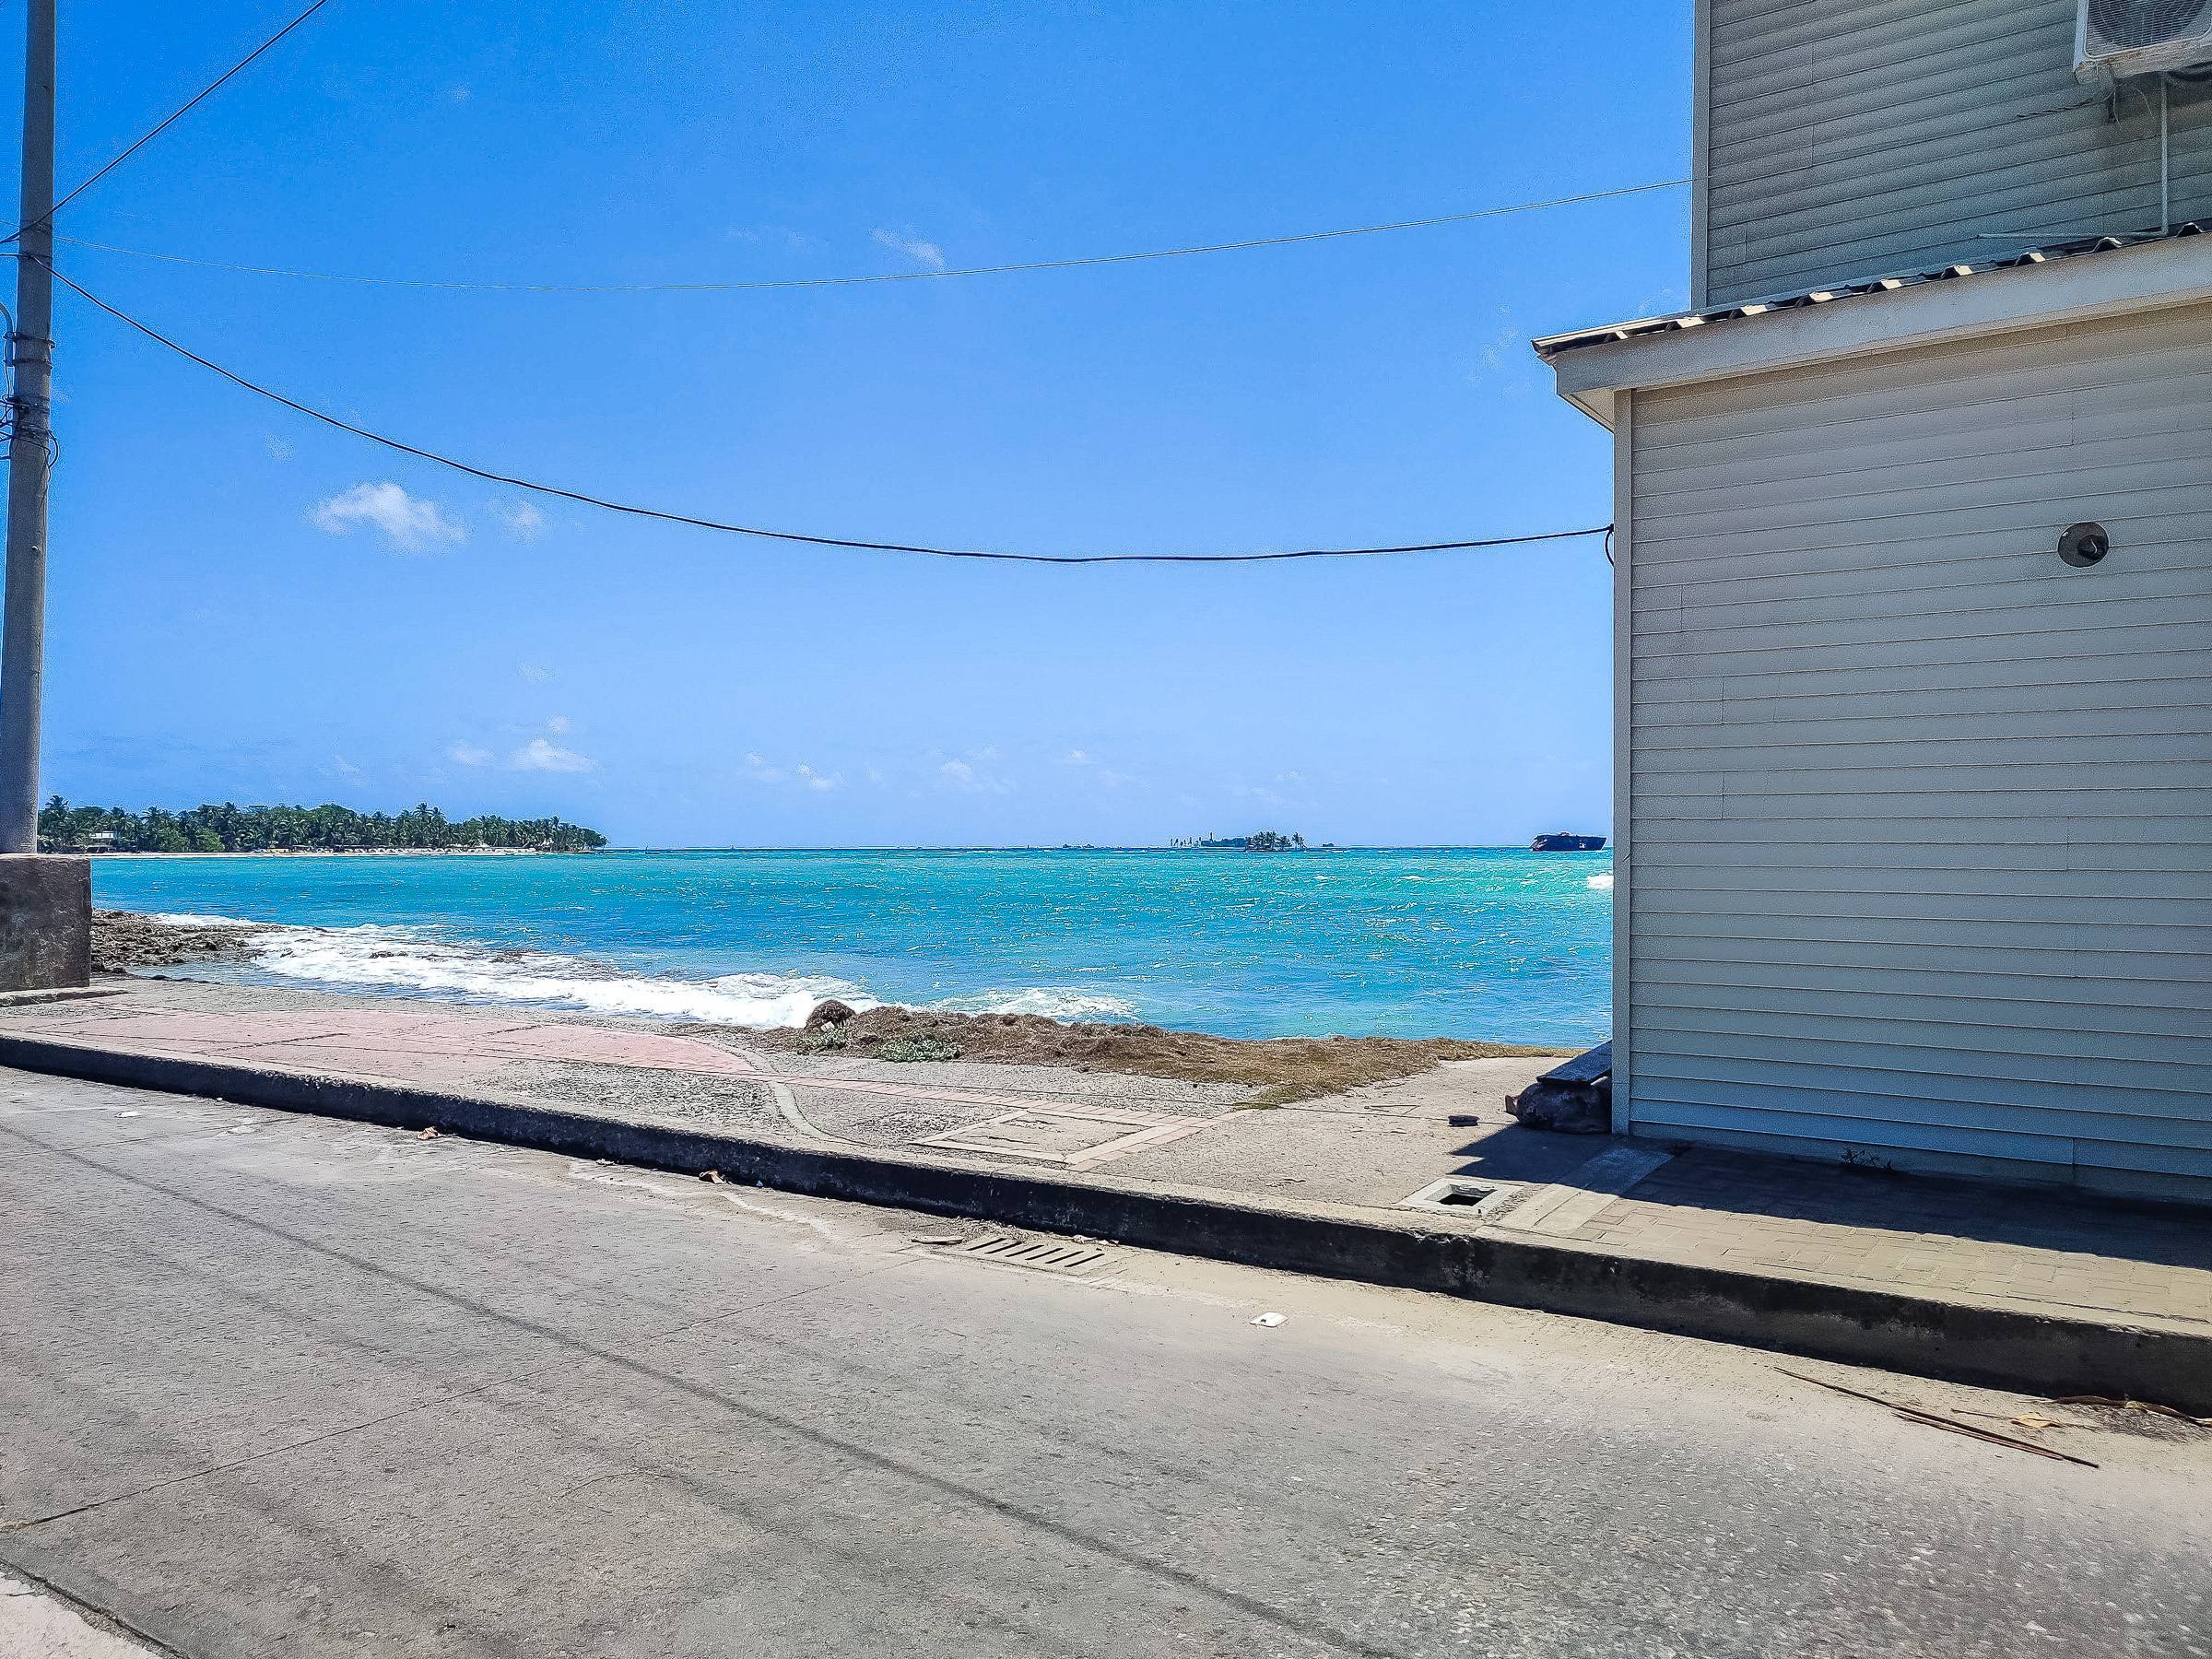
[2077, 0, 2212, 80]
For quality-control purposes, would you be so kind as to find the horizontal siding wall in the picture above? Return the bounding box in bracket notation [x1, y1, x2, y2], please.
[1701, 0, 2212, 306]
[1627, 301, 2212, 1196]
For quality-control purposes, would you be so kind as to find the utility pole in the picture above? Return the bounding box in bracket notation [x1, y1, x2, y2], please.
[0, 0, 54, 853]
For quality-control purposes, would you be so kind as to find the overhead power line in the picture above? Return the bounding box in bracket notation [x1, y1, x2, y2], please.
[2, 0, 335, 247]
[56, 271, 1608, 567]
[55, 177, 1688, 295]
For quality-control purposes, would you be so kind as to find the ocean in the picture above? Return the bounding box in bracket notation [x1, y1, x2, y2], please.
[92, 847, 1614, 1045]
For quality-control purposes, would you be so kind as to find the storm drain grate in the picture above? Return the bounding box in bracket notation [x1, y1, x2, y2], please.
[949, 1233, 1112, 1274]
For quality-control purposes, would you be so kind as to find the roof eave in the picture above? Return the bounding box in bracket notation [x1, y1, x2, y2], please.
[1538, 229, 2212, 417]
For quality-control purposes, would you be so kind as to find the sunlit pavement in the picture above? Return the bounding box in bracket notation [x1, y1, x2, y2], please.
[5, 1069, 2210, 1658]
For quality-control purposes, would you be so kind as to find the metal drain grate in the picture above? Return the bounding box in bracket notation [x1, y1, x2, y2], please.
[948, 1233, 1112, 1274]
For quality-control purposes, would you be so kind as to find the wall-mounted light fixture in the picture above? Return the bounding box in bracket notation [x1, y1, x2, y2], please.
[2058, 522, 2111, 568]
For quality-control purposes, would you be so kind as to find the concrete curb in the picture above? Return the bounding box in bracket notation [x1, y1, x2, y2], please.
[7, 1029, 2208, 1414]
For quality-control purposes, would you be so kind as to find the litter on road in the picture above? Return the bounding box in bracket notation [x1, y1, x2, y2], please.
[1776, 1369, 2099, 1469]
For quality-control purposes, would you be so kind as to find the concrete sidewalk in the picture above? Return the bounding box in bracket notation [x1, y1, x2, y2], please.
[6, 976, 2209, 1405]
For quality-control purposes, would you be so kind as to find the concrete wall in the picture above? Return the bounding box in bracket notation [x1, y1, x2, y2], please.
[1623, 299, 2212, 1199]
[1699, 0, 2212, 306]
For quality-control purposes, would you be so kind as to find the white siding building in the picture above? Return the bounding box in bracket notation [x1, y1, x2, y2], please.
[1540, 0, 2212, 1200]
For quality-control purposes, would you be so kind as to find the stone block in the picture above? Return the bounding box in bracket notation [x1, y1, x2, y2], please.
[0, 853, 90, 990]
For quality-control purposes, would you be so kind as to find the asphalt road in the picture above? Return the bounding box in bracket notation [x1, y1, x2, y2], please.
[3, 1071, 2208, 1659]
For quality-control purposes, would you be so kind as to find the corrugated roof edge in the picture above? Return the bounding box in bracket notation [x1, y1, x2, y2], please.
[1531, 220, 2209, 360]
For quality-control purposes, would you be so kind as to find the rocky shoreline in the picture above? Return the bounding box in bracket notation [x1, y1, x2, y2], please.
[90, 910, 262, 973]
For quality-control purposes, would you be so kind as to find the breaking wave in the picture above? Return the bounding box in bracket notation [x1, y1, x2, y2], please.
[211, 920, 1136, 1029]
[240, 924, 871, 1028]
[1586, 872, 1614, 891]
[929, 986, 1141, 1021]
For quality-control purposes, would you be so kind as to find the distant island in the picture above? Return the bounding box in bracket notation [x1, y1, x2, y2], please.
[38, 797, 606, 855]
[1170, 830, 1318, 853]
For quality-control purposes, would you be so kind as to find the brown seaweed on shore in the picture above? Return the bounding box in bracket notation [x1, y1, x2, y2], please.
[756, 1004, 1569, 1105]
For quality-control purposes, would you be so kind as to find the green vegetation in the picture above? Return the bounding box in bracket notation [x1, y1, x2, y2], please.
[1169, 830, 1308, 852]
[796, 1023, 850, 1054]
[877, 1034, 962, 1064]
[38, 797, 606, 854]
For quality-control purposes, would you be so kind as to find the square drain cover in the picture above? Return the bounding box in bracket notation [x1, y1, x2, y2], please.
[917, 1104, 1206, 1170]
[1399, 1177, 1520, 1218]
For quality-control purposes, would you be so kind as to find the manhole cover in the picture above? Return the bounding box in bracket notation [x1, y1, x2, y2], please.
[946, 1233, 1112, 1274]
[916, 1103, 1206, 1170]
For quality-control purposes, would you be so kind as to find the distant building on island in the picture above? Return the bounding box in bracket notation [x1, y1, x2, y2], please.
[1536, 0, 2211, 1200]
[1169, 830, 1309, 852]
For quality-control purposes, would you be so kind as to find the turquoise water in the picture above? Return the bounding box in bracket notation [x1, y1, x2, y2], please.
[93, 847, 1613, 1044]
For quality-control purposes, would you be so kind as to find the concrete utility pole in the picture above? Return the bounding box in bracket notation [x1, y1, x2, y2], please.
[0, 0, 54, 854]
[0, 0, 85, 994]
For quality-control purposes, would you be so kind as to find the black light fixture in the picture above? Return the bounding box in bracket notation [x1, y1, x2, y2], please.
[2058, 522, 2112, 568]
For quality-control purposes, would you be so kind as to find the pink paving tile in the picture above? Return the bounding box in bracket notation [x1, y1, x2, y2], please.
[35, 1011, 358, 1050]
[19, 1002, 764, 1084]
[218, 1041, 513, 1089]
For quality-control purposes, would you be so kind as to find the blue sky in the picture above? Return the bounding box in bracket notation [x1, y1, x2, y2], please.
[32, 1, 1688, 847]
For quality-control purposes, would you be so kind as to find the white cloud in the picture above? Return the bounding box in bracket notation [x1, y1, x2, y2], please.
[546, 715, 573, 735]
[742, 752, 841, 791]
[518, 663, 552, 682]
[873, 227, 946, 270]
[938, 756, 1015, 795]
[311, 481, 466, 552]
[326, 754, 361, 777]
[492, 498, 545, 541]
[1060, 747, 1136, 787]
[446, 742, 494, 767]
[509, 737, 596, 772]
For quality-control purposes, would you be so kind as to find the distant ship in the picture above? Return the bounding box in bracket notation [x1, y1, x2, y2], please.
[1530, 833, 1606, 853]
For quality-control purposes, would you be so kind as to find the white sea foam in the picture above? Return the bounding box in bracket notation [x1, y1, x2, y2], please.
[929, 987, 1140, 1021]
[220, 921, 1135, 1029]
[149, 912, 260, 928]
[1586, 872, 1615, 891]
[242, 924, 870, 1028]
